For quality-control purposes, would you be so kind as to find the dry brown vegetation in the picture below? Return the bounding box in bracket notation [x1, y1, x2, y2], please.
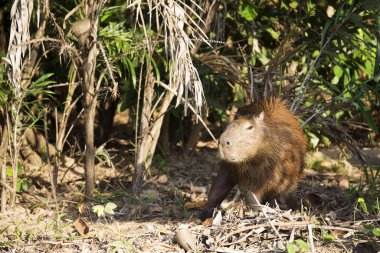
[0, 0, 379, 252]
[0, 118, 379, 252]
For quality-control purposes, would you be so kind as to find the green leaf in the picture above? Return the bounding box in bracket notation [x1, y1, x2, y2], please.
[308, 132, 319, 148]
[358, 197, 369, 214]
[239, 2, 258, 21]
[33, 73, 54, 84]
[280, 1, 289, 10]
[322, 229, 335, 240]
[361, 60, 373, 76]
[321, 20, 333, 45]
[266, 28, 280, 40]
[151, 57, 161, 81]
[126, 58, 137, 89]
[295, 239, 310, 250]
[286, 242, 296, 253]
[6, 167, 12, 177]
[372, 228, 380, 237]
[92, 205, 106, 217]
[289, 1, 298, 9]
[105, 202, 117, 215]
[333, 65, 343, 78]
[331, 76, 339, 85]
[323, 233, 336, 240]
[16, 179, 23, 193]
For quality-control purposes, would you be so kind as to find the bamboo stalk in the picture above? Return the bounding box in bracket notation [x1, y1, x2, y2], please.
[1, 164, 7, 212]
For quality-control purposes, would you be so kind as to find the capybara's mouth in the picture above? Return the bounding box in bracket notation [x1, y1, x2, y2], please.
[222, 155, 239, 162]
[229, 157, 240, 162]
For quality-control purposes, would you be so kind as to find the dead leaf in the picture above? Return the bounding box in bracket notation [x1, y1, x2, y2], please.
[184, 201, 205, 209]
[78, 204, 86, 214]
[74, 218, 89, 235]
[141, 241, 149, 251]
[203, 218, 212, 227]
[331, 229, 345, 238]
[99, 192, 113, 197]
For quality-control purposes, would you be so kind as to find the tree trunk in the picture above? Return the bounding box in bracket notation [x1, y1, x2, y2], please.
[82, 2, 100, 198]
[84, 83, 97, 197]
[0, 108, 9, 212]
[158, 113, 171, 156]
[133, 72, 155, 195]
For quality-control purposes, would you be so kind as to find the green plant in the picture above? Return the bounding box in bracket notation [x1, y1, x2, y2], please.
[92, 202, 117, 217]
[351, 166, 380, 214]
[357, 197, 369, 214]
[363, 224, 380, 238]
[287, 239, 311, 253]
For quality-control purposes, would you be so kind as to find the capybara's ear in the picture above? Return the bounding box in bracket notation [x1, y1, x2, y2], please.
[255, 111, 264, 122]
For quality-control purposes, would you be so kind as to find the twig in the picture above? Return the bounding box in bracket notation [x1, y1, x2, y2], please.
[44, 107, 59, 214]
[47, 82, 79, 88]
[321, 219, 350, 253]
[314, 225, 356, 233]
[252, 194, 284, 244]
[218, 221, 312, 244]
[63, 3, 83, 29]
[222, 229, 254, 246]
[308, 224, 315, 253]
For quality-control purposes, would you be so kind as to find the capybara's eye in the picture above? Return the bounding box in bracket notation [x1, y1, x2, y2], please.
[247, 125, 254, 130]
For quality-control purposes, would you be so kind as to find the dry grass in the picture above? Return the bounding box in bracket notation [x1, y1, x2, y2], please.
[0, 143, 379, 252]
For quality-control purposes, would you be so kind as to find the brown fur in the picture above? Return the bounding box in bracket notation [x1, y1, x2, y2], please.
[200, 98, 307, 220]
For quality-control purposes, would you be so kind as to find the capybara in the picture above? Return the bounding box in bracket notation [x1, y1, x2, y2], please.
[200, 98, 307, 220]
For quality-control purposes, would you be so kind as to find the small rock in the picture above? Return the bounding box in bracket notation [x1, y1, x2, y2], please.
[157, 174, 168, 184]
[338, 178, 349, 189]
[175, 225, 197, 251]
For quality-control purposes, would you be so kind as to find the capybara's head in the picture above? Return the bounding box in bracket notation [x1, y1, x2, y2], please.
[219, 112, 265, 163]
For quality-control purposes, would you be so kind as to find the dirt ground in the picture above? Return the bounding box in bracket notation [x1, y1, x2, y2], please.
[0, 115, 379, 252]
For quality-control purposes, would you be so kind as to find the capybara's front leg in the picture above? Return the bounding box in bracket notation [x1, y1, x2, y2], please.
[199, 165, 237, 221]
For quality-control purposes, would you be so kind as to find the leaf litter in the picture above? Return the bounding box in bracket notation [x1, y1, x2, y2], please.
[0, 142, 379, 252]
